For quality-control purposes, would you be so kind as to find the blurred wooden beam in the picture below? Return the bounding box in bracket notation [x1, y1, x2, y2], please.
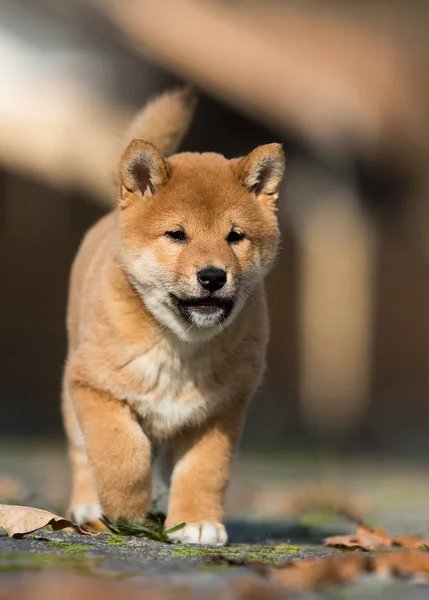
[0, 78, 128, 206]
[95, 0, 424, 158]
[1, 0, 426, 206]
[299, 195, 376, 435]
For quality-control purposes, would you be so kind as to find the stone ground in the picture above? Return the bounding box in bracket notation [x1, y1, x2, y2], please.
[2, 441, 429, 598]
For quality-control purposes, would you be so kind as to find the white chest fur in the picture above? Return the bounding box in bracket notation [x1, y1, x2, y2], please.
[123, 342, 225, 436]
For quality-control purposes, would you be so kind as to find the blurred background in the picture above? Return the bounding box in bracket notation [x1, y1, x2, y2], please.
[2, 0, 429, 459]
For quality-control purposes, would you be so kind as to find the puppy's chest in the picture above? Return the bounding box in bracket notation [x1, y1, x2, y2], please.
[123, 346, 226, 437]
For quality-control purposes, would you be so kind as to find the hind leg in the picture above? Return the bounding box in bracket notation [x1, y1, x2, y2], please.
[62, 382, 103, 529]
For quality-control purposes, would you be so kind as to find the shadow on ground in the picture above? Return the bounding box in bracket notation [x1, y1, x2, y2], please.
[226, 518, 342, 545]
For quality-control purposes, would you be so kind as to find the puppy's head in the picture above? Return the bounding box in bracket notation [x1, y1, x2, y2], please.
[117, 141, 284, 342]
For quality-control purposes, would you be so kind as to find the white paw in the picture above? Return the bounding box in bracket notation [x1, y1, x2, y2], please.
[71, 502, 102, 525]
[168, 521, 228, 546]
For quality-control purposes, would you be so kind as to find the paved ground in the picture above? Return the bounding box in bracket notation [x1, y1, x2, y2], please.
[2, 441, 429, 598]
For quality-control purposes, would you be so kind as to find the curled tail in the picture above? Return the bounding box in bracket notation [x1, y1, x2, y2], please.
[124, 87, 197, 156]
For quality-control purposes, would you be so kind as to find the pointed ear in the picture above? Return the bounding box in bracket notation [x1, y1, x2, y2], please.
[119, 140, 171, 208]
[236, 143, 285, 208]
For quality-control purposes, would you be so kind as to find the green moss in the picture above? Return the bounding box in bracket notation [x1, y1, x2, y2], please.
[271, 544, 301, 555]
[172, 546, 252, 558]
[172, 543, 301, 562]
[45, 540, 92, 555]
[106, 535, 129, 547]
[245, 554, 278, 563]
[172, 547, 219, 557]
[227, 544, 302, 557]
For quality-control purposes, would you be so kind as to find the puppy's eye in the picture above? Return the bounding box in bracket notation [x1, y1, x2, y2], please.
[166, 230, 187, 242]
[226, 230, 245, 244]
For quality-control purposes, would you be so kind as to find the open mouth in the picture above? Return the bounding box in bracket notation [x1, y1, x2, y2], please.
[171, 295, 234, 322]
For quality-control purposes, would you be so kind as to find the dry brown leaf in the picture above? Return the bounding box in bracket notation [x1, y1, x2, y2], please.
[393, 535, 429, 550]
[324, 523, 391, 551]
[324, 515, 429, 552]
[0, 504, 96, 537]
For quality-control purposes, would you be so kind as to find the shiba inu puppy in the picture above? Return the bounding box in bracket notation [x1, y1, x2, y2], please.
[62, 88, 284, 545]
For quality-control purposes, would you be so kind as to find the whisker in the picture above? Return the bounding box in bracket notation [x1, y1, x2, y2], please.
[186, 322, 195, 334]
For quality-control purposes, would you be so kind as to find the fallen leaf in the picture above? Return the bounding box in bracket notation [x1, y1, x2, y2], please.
[324, 515, 429, 552]
[393, 535, 429, 550]
[0, 504, 97, 537]
[324, 523, 391, 551]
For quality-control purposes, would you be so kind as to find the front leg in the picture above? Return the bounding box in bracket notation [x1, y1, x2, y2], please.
[71, 382, 152, 523]
[165, 404, 246, 546]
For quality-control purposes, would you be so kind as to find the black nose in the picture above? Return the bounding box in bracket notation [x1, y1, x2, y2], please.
[197, 266, 227, 292]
